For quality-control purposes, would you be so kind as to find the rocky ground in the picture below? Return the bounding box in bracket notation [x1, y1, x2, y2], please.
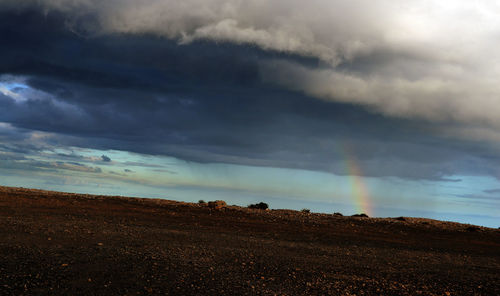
[0, 186, 499, 295]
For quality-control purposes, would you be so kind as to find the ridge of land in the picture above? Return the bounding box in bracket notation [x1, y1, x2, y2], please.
[0, 186, 499, 295]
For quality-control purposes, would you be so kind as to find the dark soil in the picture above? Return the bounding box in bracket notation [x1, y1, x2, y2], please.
[0, 186, 499, 295]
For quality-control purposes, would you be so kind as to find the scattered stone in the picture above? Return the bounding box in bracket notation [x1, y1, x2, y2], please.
[208, 200, 227, 210]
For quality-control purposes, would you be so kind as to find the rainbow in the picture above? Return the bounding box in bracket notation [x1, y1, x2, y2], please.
[340, 143, 373, 216]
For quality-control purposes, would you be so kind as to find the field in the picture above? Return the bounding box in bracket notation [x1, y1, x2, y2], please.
[0, 186, 499, 295]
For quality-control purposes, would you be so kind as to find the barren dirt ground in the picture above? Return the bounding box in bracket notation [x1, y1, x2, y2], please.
[0, 186, 499, 295]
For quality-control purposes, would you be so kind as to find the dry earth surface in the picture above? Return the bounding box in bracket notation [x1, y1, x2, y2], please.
[0, 186, 499, 295]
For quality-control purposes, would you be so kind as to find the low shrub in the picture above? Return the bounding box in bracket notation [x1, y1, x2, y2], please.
[466, 226, 480, 232]
[248, 202, 269, 210]
[301, 208, 310, 213]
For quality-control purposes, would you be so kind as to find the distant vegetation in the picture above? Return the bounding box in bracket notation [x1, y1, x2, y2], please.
[351, 213, 369, 218]
[301, 208, 310, 213]
[198, 200, 206, 204]
[248, 202, 269, 210]
[466, 226, 480, 232]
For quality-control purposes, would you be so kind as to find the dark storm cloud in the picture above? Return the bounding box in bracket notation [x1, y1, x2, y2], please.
[2, 1, 500, 131]
[1, 6, 500, 182]
[0, 8, 269, 92]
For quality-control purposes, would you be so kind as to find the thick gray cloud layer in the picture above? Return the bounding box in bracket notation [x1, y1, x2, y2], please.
[1, 2, 500, 182]
[3, 0, 500, 140]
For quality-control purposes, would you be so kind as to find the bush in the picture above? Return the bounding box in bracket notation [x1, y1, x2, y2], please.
[248, 202, 269, 210]
[301, 208, 310, 213]
[198, 200, 206, 204]
[333, 212, 343, 216]
[466, 226, 480, 232]
[351, 213, 368, 218]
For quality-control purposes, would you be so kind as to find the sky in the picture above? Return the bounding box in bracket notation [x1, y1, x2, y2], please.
[0, 0, 499, 227]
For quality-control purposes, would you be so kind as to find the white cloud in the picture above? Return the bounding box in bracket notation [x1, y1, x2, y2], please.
[26, 1, 498, 64]
[260, 60, 500, 128]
